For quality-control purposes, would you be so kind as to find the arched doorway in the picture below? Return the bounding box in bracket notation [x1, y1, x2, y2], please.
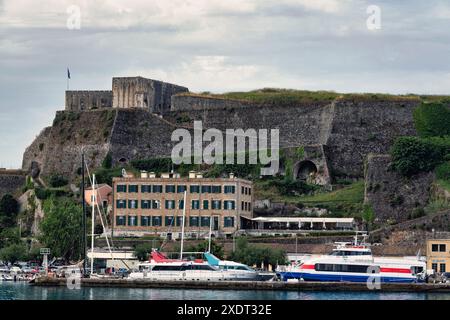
[295, 160, 318, 183]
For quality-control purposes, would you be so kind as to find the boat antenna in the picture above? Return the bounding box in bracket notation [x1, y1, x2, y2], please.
[180, 190, 187, 260]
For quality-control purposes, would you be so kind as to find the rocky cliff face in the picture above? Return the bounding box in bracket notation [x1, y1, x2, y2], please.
[364, 154, 435, 223]
[0, 170, 26, 197]
[23, 109, 117, 179]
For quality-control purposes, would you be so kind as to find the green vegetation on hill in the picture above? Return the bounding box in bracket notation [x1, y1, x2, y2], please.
[391, 102, 450, 177]
[391, 136, 450, 176]
[413, 102, 450, 138]
[293, 181, 365, 217]
[180, 88, 450, 106]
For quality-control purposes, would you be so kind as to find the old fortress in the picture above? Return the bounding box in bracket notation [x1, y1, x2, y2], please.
[13, 75, 424, 223]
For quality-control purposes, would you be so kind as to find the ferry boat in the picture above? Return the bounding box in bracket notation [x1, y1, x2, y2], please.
[276, 234, 426, 283]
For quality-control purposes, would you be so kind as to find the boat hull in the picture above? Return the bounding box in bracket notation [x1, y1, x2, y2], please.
[277, 271, 421, 283]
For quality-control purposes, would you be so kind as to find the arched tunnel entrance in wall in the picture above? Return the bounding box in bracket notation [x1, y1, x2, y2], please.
[295, 160, 318, 182]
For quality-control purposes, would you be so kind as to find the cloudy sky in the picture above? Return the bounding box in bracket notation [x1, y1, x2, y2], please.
[1, 0, 450, 168]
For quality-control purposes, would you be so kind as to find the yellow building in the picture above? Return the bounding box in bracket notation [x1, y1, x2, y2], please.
[112, 171, 253, 238]
[426, 239, 450, 273]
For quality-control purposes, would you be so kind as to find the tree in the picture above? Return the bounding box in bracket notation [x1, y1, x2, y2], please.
[0, 227, 21, 248]
[0, 194, 19, 228]
[48, 175, 68, 188]
[390, 136, 447, 176]
[39, 197, 82, 261]
[413, 102, 450, 138]
[229, 237, 287, 269]
[102, 153, 113, 169]
[134, 243, 152, 261]
[0, 243, 27, 264]
[185, 240, 224, 259]
[362, 204, 375, 231]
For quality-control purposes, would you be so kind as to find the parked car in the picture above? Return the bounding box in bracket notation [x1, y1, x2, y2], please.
[441, 272, 450, 283]
[0, 264, 9, 272]
[10, 266, 22, 274]
[21, 266, 34, 273]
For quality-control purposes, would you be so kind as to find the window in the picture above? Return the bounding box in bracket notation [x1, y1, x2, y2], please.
[241, 186, 245, 194]
[141, 200, 151, 209]
[432, 263, 438, 272]
[224, 185, 235, 194]
[141, 216, 151, 227]
[117, 185, 127, 193]
[212, 186, 222, 193]
[244, 202, 248, 211]
[128, 200, 138, 209]
[203, 200, 209, 210]
[165, 200, 175, 209]
[116, 200, 126, 209]
[248, 188, 251, 195]
[241, 201, 244, 211]
[165, 185, 176, 193]
[189, 216, 199, 227]
[224, 200, 236, 210]
[152, 216, 162, 226]
[128, 185, 138, 193]
[190, 185, 200, 193]
[153, 185, 163, 193]
[224, 217, 235, 228]
[128, 216, 138, 226]
[116, 216, 126, 226]
[432, 244, 439, 252]
[440, 263, 446, 273]
[191, 200, 200, 210]
[315, 264, 375, 273]
[179, 200, 184, 209]
[165, 216, 175, 226]
[201, 216, 211, 227]
[248, 202, 252, 211]
[440, 244, 447, 252]
[176, 216, 184, 227]
[152, 200, 161, 209]
[212, 200, 221, 210]
[141, 185, 152, 193]
[201, 185, 212, 193]
[177, 185, 187, 193]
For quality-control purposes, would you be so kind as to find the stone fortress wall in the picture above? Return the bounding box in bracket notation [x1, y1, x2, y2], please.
[112, 77, 189, 114]
[171, 93, 252, 111]
[66, 76, 189, 114]
[65, 91, 113, 111]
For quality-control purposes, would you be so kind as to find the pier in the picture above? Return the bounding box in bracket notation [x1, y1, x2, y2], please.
[31, 277, 450, 292]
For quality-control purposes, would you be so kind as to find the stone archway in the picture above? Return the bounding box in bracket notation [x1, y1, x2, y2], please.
[295, 160, 318, 183]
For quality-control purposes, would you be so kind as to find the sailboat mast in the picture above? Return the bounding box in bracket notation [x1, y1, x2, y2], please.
[208, 215, 212, 253]
[90, 174, 96, 274]
[180, 190, 187, 260]
[81, 153, 87, 274]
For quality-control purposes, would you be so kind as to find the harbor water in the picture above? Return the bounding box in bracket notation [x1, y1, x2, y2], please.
[1, 282, 450, 300]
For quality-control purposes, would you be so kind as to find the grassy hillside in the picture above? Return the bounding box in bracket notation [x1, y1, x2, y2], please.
[179, 88, 450, 106]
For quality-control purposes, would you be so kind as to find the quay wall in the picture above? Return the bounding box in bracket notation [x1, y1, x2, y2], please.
[32, 277, 450, 292]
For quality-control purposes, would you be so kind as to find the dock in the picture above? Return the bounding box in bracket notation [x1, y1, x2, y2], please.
[31, 277, 450, 292]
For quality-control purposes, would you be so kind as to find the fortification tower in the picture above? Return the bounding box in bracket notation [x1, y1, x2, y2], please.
[112, 76, 189, 114]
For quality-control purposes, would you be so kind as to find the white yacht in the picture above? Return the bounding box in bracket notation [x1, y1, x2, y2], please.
[129, 251, 229, 281]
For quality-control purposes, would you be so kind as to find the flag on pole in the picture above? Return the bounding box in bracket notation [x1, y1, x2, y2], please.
[67, 68, 71, 79]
